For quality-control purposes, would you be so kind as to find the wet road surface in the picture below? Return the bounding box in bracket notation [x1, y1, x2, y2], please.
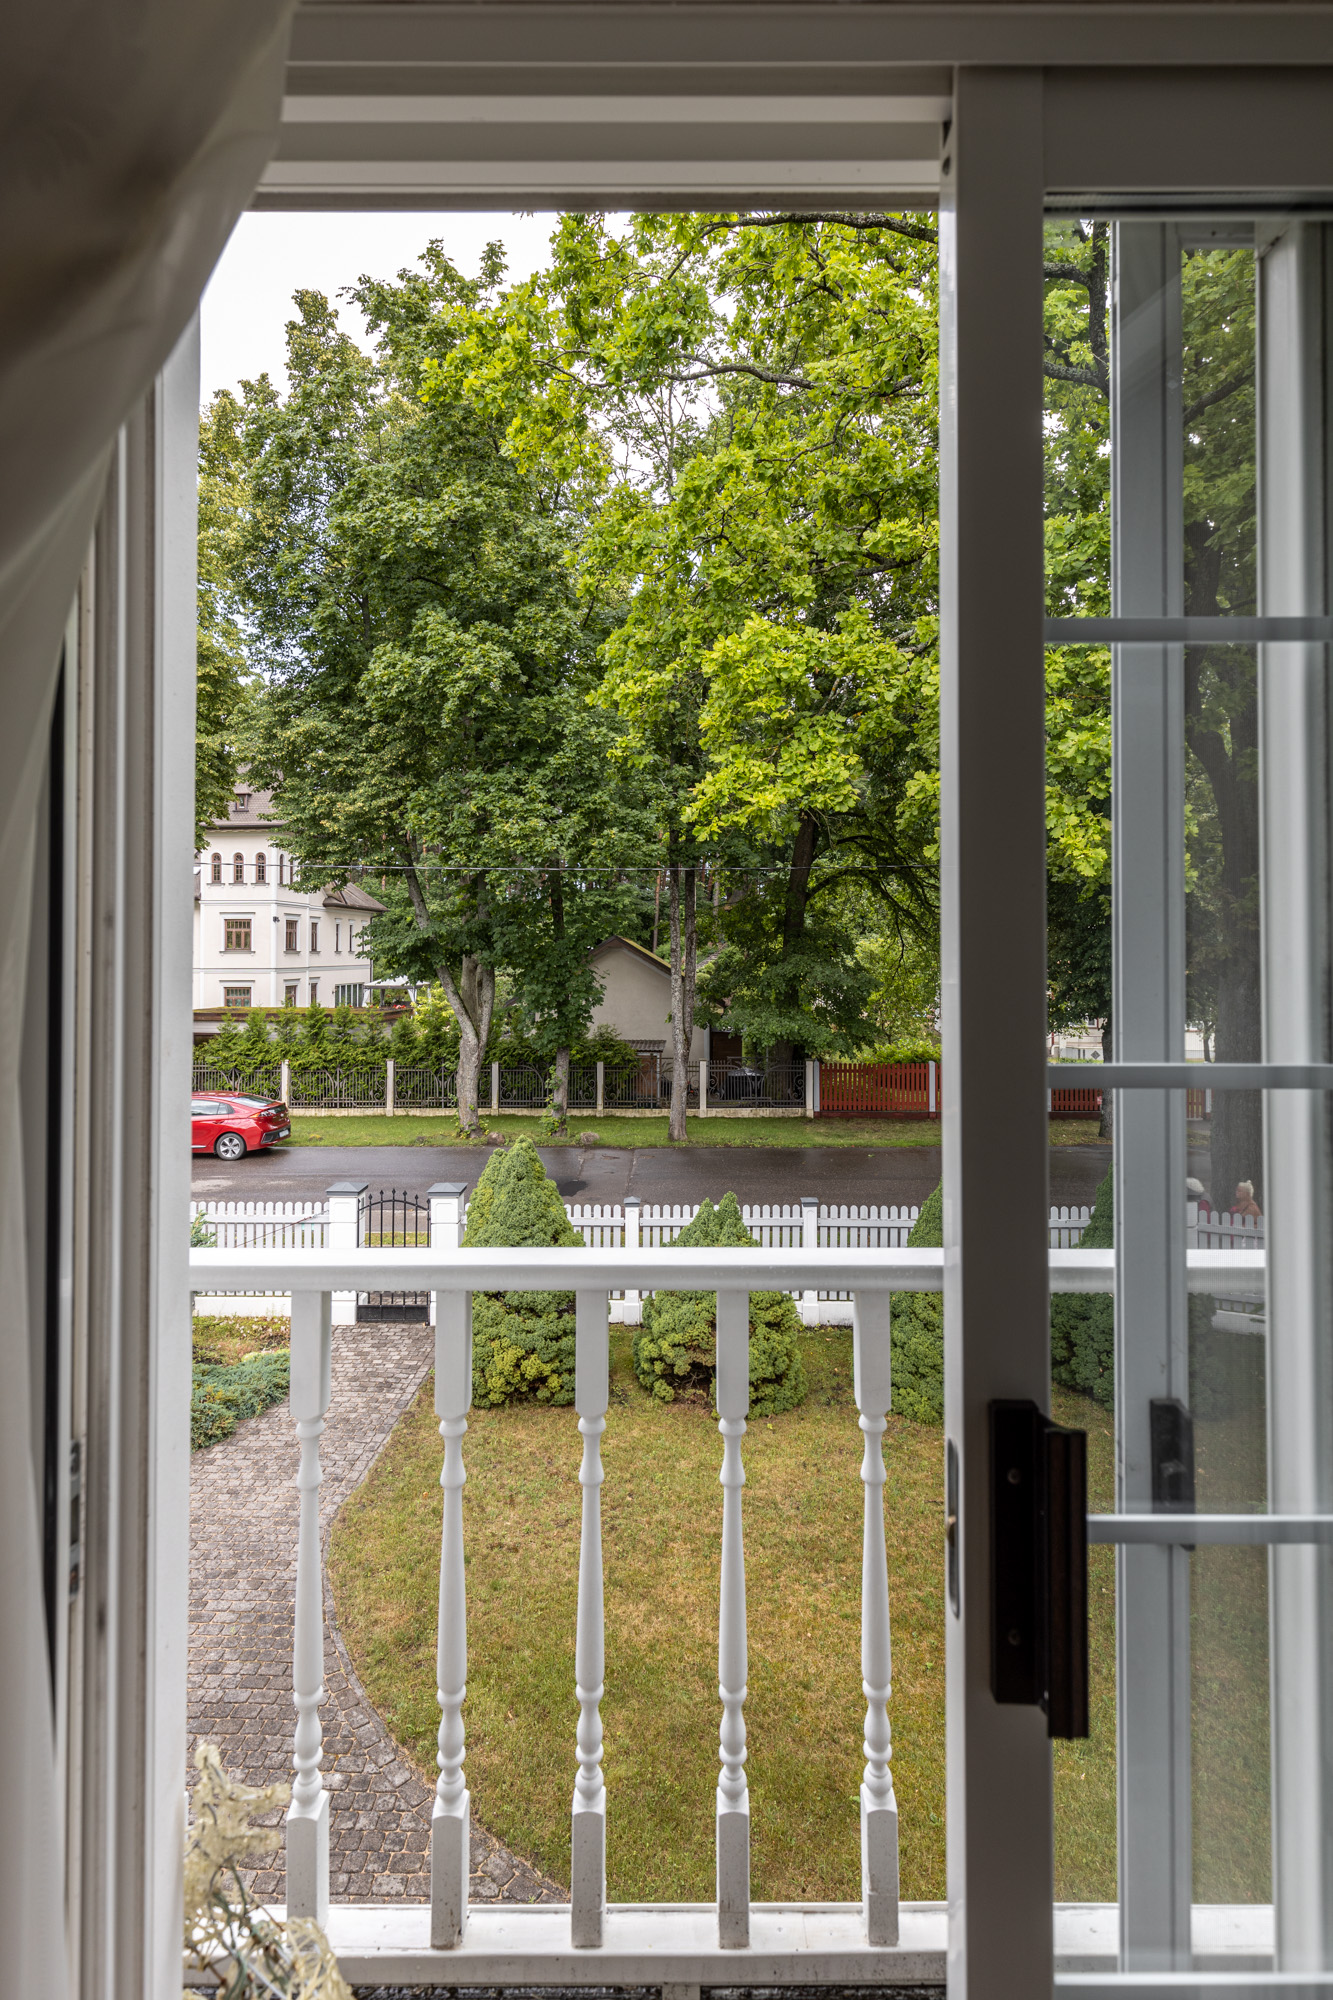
[191, 1139, 1171, 1209]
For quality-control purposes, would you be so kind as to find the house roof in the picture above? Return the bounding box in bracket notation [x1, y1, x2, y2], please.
[588, 934, 670, 976]
[323, 882, 386, 914]
[203, 783, 283, 833]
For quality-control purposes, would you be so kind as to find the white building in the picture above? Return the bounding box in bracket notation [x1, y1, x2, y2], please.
[193, 784, 385, 1010]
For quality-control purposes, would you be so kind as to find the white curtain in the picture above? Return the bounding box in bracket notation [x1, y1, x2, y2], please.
[0, 3, 294, 1990]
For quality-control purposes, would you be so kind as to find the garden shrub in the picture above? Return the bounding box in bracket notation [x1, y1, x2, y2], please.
[191, 1351, 289, 1450]
[887, 1184, 945, 1423]
[462, 1135, 582, 1408]
[632, 1191, 807, 1415]
[1050, 1170, 1115, 1408]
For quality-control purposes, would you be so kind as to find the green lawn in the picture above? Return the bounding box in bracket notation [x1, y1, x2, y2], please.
[328, 1330, 1121, 1903]
[289, 1110, 1103, 1150]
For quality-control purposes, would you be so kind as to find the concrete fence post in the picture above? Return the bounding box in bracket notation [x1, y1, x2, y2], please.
[927, 1060, 937, 1116]
[596, 1059, 605, 1115]
[491, 1060, 501, 1116]
[327, 1179, 365, 1325]
[428, 1181, 468, 1329]
[386, 1056, 395, 1117]
[281, 1056, 291, 1107]
[699, 1059, 709, 1118]
[804, 1058, 815, 1120]
[624, 1194, 642, 1326]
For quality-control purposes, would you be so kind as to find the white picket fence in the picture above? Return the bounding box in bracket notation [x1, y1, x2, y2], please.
[191, 1195, 1104, 1323]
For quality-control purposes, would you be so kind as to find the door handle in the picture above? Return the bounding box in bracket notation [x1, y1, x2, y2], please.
[989, 1399, 1089, 1738]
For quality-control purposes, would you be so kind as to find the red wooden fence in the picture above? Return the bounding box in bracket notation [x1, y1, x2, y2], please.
[819, 1061, 938, 1117]
[814, 1063, 1212, 1119]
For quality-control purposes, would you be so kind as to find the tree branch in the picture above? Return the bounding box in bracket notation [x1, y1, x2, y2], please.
[1183, 373, 1249, 425]
[705, 212, 938, 246]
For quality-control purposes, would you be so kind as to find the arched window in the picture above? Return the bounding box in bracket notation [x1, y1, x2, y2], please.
[210, 853, 222, 883]
[233, 853, 245, 883]
[255, 852, 266, 884]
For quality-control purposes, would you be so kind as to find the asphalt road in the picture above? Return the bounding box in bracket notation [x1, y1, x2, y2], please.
[190, 1138, 1174, 1208]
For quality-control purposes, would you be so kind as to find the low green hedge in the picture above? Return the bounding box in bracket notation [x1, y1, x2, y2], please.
[463, 1136, 582, 1408]
[632, 1192, 807, 1416]
[885, 1186, 945, 1423]
[191, 1351, 290, 1450]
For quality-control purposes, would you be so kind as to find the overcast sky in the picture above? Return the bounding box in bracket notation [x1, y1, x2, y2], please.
[199, 210, 560, 403]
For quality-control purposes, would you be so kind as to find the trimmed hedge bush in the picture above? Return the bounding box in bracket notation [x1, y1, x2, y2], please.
[1049, 1170, 1115, 1408]
[632, 1192, 807, 1415]
[191, 1351, 290, 1450]
[886, 1185, 945, 1423]
[463, 1136, 582, 1408]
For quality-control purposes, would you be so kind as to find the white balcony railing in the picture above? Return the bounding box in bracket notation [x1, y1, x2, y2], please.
[187, 1216, 1266, 1989]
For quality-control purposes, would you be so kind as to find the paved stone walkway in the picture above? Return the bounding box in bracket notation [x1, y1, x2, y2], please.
[188, 1320, 564, 1907]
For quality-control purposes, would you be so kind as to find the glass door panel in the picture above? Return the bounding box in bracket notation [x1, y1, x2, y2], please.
[1044, 216, 1333, 1984]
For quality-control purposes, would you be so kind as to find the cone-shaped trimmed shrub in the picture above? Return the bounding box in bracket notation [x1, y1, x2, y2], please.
[632, 1192, 806, 1415]
[462, 1136, 582, 1408]
[887, 1184, 945, 1423]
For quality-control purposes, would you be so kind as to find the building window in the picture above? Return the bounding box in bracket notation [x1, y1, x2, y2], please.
[334, 921, 341, 954]
[223, 985, 252, 1009]
[210, 852, 222, 883]
[233, 853, 245, 883]
[333, 983, 365, 1008]
[285, 918, 299, 951]
[223, 917, 252, 952]
[310, 920, 320, 953]
[255, 852, 266, 884]
[308, 980, 318, 1005]
[284, 983, 298, 1007]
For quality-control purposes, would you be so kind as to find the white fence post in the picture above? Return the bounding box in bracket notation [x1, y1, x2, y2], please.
[853, 1291, 899, 1945]
[281, 1055, 291, 1106]
[801, 1196, 820, 1326]
[623, 1195, 642, 1326]
[431, 1288, 473, 1948]
[571, 1289, 609, 1946]
[386, 1055, 395, 1116]
[286, 1289, 333, 1924]
[491, 1059, 501, 1116]
[699, 1058, 709, 1118]
[595, 1058, 605, 1115]
[716, 1288, 751, 1948]
[326, 1180, 364, 1325]
[805, 1057, 815, 1120]
[428, 1182, 468, 1328]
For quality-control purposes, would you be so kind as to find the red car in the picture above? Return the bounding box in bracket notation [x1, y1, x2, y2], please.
[191, 1092, 291, 1159]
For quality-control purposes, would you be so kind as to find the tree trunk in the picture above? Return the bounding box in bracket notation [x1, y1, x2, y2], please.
[1098, 1015, 1114, 1141]
[768, 813, 820, 1069]
[1183, 513, 1263, 1205]
[668, 859, 697, 1143]
[442, 952, 495, 1135]
[553, 1045, 570, 1135]
[401, 854, 496, 1136]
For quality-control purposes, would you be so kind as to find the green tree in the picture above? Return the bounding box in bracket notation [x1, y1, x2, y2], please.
[430, 213, 943, 1116]
[196, 394, 250, 845]
[212, 257, 623, 1133]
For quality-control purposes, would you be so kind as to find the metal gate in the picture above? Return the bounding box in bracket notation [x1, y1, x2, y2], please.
[357, 1186, 430, 1320]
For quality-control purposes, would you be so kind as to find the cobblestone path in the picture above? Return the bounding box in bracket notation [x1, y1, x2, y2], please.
[188, 1320, 564, 1907]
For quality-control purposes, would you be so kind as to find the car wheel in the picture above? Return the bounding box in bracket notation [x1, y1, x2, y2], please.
[214, 1131, 247, 1160]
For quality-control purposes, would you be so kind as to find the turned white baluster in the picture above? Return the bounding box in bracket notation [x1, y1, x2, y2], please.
[571, 1289, 609, 1946]
[853, 1290, 900, 1945]
[715, 1288, 751, 1947]
[432, 1289, 472, 1947]
[287, 1289, 333, 1924]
